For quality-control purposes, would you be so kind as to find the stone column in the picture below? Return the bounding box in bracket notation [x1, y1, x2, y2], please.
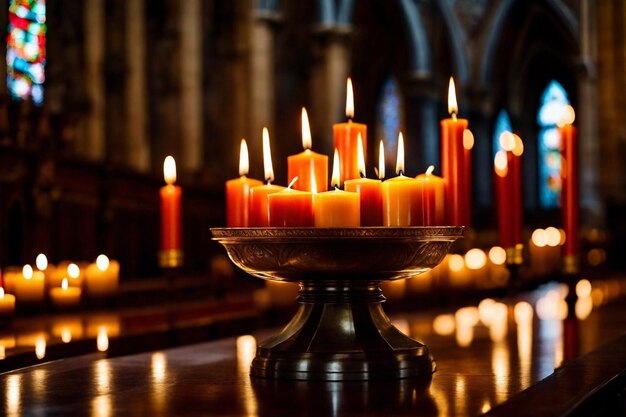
[403, 75, 438, 173]
[83, 0, 105, 161]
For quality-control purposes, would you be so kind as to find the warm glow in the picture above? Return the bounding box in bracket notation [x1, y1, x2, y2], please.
[488, 302, 509, 342]
[531, 229, 547, 247]
[455, 306, 479, 327]
[0, 288, 3, 299]
[97, 327, 109, 352]
[481, 401, 492, 414]
[35, 253, 48, 271]
[262, 127, 275, 183]
[163, 156, 176, 185]
[152, 352, 167, 383]
[494, 150, 508, 177]
[22, 264, 33, 280]
[378, 140, 385, 180]
[61, 329, 72, 343]
[357, 133, 366, 177]
[489, 246, 507, 265]
[499, 131, 516, 151]
[62, 278, 68, 291]
[559, 229, 567, 245]
[301, 107, 312, 150]
[576, 279, 592, 298]
[433, 314, 455, 336]
[465, 248, 487, 270]
[331, 149, 341, 189]
[68, 263, 80, 279]
[346, 78, 354, 119]
[463, 129, 474, 150]
[35, 337, 46, 359]
[545, 227, 561, 247]
[96, 255, 110, 272]
[536, 290, 568, 320]
[576, 297, 593, 320]
[236, 335, 257, 373]
[514, 301, 534, 325]
[425, 165, 435, 176]
[449, 254, 464, 271]
[587, 248, 606, 266]
[512, 134, 524, 156]
[238, 139, 249, 177]
[558, 105, 576, 127]
[478, 298, 496, 326]
[395, 132, 405, 175]
[448, 77, 458, 116]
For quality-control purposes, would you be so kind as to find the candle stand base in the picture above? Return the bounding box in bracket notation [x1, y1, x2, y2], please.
[158, 250, 184, 269]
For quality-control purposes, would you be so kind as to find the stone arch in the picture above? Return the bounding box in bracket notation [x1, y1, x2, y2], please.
[434, 0, 469, 82]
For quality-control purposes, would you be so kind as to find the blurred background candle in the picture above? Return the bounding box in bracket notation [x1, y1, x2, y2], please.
[249, 128, 285, 226]
[226, 140, 262, 226]
[268, 178, 314, 227]
[15, 264, 45, 305]
[85, 255, 120, 298]
[463, 129, 474, 228]
[287, 108, 328, 193]
[0, 288, 15, 319]
[3, 266, 20, 294]
[559, 105, 579, 272]
[382, 132, 422, 226]
[344, 134, 382, 226]
[50, 278, 82, 309]
[314, 150, 360, 227]
[416, 165, 445, 225]
[160, 156, 182, 251]
[333, 78, 367, 186]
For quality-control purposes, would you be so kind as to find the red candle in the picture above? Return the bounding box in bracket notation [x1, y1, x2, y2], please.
[416, 166, 445, 225]
[268, 178, 314, 227]
[511, 134, 524, 246]
[249, 128, 285, 226]
[494, 132, 524, 248]
[226, 140, 263, 226]
[560, 106, 578, 260]
[333, 78, 367, 186]
[463, 129, 474, 228]
[344, 134, 383, 226]
[441, 77, 469, 226]
[287, 108, 328, 193]
[160, 156, 182, 251]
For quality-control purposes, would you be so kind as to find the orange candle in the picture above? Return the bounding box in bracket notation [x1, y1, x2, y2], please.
[463, 129, 474, 228]
[250, 128, 285, 226]
[416, 165, 445, 225]
[559, 106, 578, 260]
[268, 178, 314, 227]
[494, 132, 523, 248]
[333, 78, 367, 186]
[287, 108, 328, 193]
[382, 132, 423, 226]
[160, 156, 182, 251]
[441, 77, 469, 226]
[314, 150, 360, 227]
[226, 140, 263, 226]
[344, 134, 383, 226]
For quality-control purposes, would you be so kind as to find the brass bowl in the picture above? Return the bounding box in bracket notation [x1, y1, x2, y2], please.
[212, 227, 464, 381]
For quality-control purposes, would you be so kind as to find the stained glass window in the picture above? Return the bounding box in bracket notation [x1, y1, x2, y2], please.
[537, 80, 569, 208]
[7, 0, 46, 105]
[493, 109, 512, 158]
[376, 76, 404, 167]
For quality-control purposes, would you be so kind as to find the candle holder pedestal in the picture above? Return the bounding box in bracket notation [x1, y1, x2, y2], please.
[212, 227, 463, 381]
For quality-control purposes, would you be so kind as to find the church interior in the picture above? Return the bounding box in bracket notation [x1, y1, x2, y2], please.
[1, 0, 626, 416]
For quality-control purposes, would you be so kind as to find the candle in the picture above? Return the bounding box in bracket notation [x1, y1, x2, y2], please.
[382, 132, 423, 226]
[314, 150, 360, 227]
[559, 106, 578, 271]
[268, 177, 314, 227]
[463, 129, 474, 228]
[3, 266, 20, 294]
[51, 261, 84, 288]
[333, 78, 367, 186]
[50, 278, 82, 309]
[85, 255, 120, 298]
[416, 165, 445, 225]
[226, 140, 263, 226]
[0, 288, 15, 318]
[14, 264, 45, 305]
[160, 156, 183, 251]
[250, 128, 286, 226]
[287, 108, 328, 193]
[344, 134, 383, 226]
[441, 77, 469, 225]
[494, 132, 523, 250]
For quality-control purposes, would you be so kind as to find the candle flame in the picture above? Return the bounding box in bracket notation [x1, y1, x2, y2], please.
[426, 165, 435, 176]
[448, 77, 458, 116]
[287, 177, 298, 190]
[262, 128, 275, 183]
[301, 107, 312, 150]
[331, 149, 341, 189]
[463, 129, 474, 150]
[499, 131, 515, 152]
[35, 253, 48, 271]
[396, 132, 405, 175]
[557, 105, 576, 127]
[346, 78, 354, 119]
[96, 255, 110, 272]
[512, 134, 524, 156]
[62, 278, 68, 290]
[163, 156, 177, 185]
[23, 264, 33, 280]
[357, 133, 366, 178]
[494, 150, 508, 177]
[0, 288, 4, 299]
[239, 139, 249, 177]
[68, 263, 80, 279]
[378, 140, 385, 180]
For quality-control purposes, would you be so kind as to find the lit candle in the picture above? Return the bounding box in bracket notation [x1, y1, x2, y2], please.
[0, 288, 16, 318]
[463, 129, 474, 228]
[268, 177, 314, 227]
[51, 261, 83, 289]
[344, 134, 383, 226]
[226, 140, 263, 226]
[50, 278, 82, 309]
[14, 264, 45, 305]
[559, 106, 578, 271]
[249, 128, 286, 226]
[287, 108, 328, 193]
[441, 77, 469, 226]
[314, 150, 360, 227]
[494, 132, 523, 250]
[382, 132, 423, 226]
[416, 165, 445, 225]
[160, 156, 183, 251]
[85, 255, 120, 298]
[333, 78, 367, 186]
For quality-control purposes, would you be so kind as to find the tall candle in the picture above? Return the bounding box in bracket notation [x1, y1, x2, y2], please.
[441, 77, 469, 226]
[287, 108, 328, 193]
[314, 150, 360, 227]
[416, 166, 445, 225]
[344, 134, 383, 226]
[494, 132, 523, 249]
[559, 106, 578, 269]
[463, 129, 474, 228]
[226, 140, 263, 226]
[333, 78, 367, 186]
[268, 178, 314, 227]
[160, 156, 182, 251]
[382, 132, 423, 226]
[249, 128, 286, 226]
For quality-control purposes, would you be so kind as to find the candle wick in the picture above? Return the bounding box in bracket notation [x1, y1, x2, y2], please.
[359, 172, 365, 179]
[398, 170, 404, 177]
[266, 179, 272, 185]
[452, 112, 457, 122]
[334, 185, 340, 191]
[287, 176, 299, 190]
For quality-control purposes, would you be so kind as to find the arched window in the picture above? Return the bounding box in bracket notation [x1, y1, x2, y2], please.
[7, 0, 46, 105]
[493, 109, 512, 158]
[537, 80, 569, 208]
[375, 76, 404, 167]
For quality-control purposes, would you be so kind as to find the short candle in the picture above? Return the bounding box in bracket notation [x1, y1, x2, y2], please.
[287, 108, 328, 193]
[344, 134, 383, 226]
[50, 278, 82, 309]
[226, 139, 263, 226]
[314, 150, 360, 227]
